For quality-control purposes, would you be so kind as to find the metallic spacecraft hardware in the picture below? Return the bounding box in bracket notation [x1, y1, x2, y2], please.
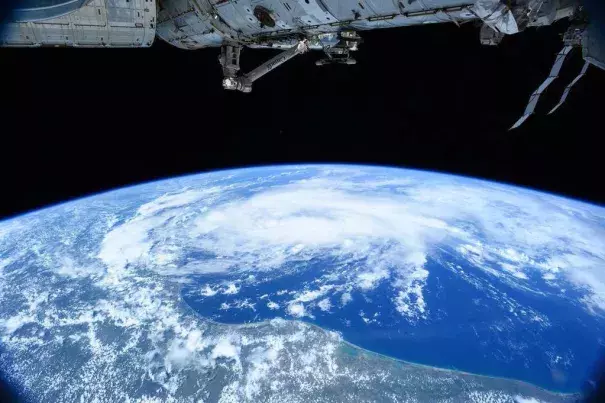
[1, 0, 603, 127]
[315, 30, 361, 65]
[221, 40, 309, 92]
[0, 0, 157, 48]
[479, 23, 504, 46]
[548, 60, 590, 115]
[510, 20, 600, 130]
[10, 0, 90, 22]
[510, 44, 575, 130]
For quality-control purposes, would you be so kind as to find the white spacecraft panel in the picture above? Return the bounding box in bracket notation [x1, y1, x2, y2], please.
[207, 0, 340, 35]
[10, 0, 89, 22]
[106, 0, 146, 27]
[271, 0, 336, 30]
[153, 0, 486, 50]
[412, 0, 467, 10]
[345, 5, 474, 30]
[156, 16, 221, 49]
[1, 0, 156, 47]
[213, 1, 307, 34]
[584, 23, 605, 70]
[352, 0, 399, 16]
[472, 0, 518, 34]
[156, 0, 233, 49]
[71, 2, 107, 26]
[295, 0, 338, 25]
[318, 0, 379, 20]
[214, 2, 260, 35]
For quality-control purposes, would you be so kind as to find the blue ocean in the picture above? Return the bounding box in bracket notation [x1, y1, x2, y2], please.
[182, 250, 603, 393]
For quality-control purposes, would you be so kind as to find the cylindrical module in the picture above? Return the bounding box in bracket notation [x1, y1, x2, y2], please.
[155, 0, 479, 51]
[1, 0, 157, 48]
[10, 0, 90, 22]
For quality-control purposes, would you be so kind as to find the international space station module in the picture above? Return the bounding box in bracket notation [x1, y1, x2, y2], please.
[1, 0, 604, 128]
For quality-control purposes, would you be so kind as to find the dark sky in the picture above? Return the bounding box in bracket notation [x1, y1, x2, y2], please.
[1, 18, 605, 221]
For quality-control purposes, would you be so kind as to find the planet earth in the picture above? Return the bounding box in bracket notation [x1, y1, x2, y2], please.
[0, 164, 604, 402]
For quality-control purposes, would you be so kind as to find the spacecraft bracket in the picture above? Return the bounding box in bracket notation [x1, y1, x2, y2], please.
[219, 44, 242, 79]
[316, 30, 361, 66]
[479, 23, 504, 46]
[471, 0, 519, 35]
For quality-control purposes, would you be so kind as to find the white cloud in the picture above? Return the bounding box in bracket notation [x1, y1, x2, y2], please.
[232, 299, 256, 311]
[287, 303, 307, 318]
[189, 185, 451, 258]
[223, 283, 240, 295]
[201, 285, 218, 297]
[137, 189, 218, 217]
[317, 298, 331, 312]
[356, 268, 389, 290]
[95, 167, 605, 319]
[0, 165, 602, 402]
[291, 285, 334, 303]
[211, 337, 241, 364]
[0, 314, 35, 335]
[514, 396, 544, 403]
[244, 345, 282, 399]
[165, 339, 194, 372]
[267, 301, 280, 310]
[97, 214, 163, 286]
[55, 256, 104, 279]
[340, 292, 353, 306]
[294, 289, 326, 302]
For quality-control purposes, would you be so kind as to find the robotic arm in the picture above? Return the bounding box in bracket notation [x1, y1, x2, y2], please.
[220, 40, 309, 93]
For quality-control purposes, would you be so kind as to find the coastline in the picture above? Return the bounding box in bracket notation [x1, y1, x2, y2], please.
[179, 294, 581, 398]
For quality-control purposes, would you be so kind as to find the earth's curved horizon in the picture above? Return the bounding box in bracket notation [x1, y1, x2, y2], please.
[1, 164, 603, 402]
[9, 164, 605, 220]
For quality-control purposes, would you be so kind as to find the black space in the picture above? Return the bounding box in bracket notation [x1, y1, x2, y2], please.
[1, 19, 604, 220]
[2, 7, 605, 402]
